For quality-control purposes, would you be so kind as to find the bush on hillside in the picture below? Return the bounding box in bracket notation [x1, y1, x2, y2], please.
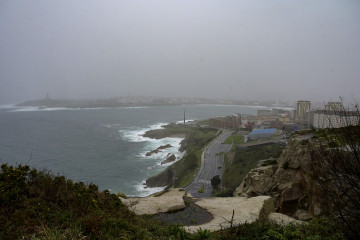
[0, 164, 347, 239]
[0, 164, 182, 239]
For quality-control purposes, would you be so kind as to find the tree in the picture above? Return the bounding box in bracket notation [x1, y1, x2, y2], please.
[211, 175, 221, 189]
[309, 102, 360, 239]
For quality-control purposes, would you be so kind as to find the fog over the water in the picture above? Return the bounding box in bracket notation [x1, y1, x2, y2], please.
[0, 0, 359, 104]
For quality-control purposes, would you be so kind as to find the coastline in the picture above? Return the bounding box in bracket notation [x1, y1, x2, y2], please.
[143, 123, 219, 191]
[119, 122, 189, 197]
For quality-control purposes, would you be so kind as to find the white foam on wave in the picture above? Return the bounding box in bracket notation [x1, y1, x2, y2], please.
[133, 181, 166, 197]
[123, 106, 148, 109]
[0, 104, 16, 109]
[9, 106, 149, 112]
[140, 137, 184, 161]
[175, 119, 196, 124]
[119, 122, 186, 196]
[10, 106, 78, 112]
[119, 123, 186, 164]
[118, 122, 168, 143]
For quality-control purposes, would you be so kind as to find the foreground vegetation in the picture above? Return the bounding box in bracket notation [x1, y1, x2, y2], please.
[0, 164, 346, 239]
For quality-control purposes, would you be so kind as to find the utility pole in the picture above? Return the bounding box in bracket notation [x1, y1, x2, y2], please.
[184, 108, 185, 124]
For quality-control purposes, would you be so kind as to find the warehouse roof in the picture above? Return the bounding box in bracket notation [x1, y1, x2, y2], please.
[249, 128, 277, 135]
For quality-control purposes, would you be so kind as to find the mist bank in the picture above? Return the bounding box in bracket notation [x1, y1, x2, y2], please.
[16, 96, 294, 109]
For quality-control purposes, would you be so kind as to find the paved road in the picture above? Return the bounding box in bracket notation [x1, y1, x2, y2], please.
[185, 130, 233, 197]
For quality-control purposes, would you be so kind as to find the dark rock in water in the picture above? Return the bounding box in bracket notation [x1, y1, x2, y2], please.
[146, 166, 174, 187]
[146, 144, 173, 156]
[158, 144, 172, 150]
[161, 154, 176, 165]
[146, 150, 158, 157]
[143, 129, 169, 139]
[178, 139, 187, 152]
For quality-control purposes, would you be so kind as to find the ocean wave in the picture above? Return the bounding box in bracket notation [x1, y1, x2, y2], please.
[118, 122, 185, 196]
[123, 106, 148, 109]
[9, 106, 150, 112]
[139, 137, 183, 154]
[175, 119, 196, 124]
[133, 181, 166, 197]
[119, 122, 186, 167]
[118, 122, 168, 143]
[0, 104, 17, 109]
[9, 106, 79, 112]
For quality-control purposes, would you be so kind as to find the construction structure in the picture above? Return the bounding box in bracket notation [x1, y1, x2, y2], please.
[295, 100, 311, 123]
[325, 102, 343, 111]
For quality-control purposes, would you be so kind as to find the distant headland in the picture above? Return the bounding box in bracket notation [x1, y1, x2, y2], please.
[16, 96, 293, 108]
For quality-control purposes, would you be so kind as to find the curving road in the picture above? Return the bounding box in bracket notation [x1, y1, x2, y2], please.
[185, 130, 233, 197]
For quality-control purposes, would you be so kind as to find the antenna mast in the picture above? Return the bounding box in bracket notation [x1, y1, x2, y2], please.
[184, 109, 185, 124]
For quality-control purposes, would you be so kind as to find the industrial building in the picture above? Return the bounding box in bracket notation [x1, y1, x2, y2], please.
[248, 128, 278, 140]
[210, 114, 241, 129]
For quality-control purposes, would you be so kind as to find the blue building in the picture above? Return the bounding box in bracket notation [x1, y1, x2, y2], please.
[248, 128, 277, 140]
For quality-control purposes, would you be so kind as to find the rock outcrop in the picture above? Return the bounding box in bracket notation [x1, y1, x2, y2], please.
[146, 144, 172, 156]
[121, 189, 306, 232]
[185, 196, 275, 232]
[161, 154, 176, 165]
[234, 137, 321, 220]
[145, 166, 174, 187]
[179, 139, 187, 152]
[120, 188, 187, 215]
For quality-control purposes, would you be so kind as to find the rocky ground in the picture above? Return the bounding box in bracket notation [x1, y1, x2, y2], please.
[120, 188, 306, 232]
[128, 130, 317, 232]
[234, 135, 320, 220]
[120, 188, 187, 215]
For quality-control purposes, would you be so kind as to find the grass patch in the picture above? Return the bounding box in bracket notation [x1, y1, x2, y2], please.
[197, 119, 210, 126]
[224, 135, 244, 144]
[178, 149, 203, 187]
[222, 144, 284, 191]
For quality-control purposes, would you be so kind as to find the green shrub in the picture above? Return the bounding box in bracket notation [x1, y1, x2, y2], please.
[0, 164, 348, 240]
[0, 164, 186, 239]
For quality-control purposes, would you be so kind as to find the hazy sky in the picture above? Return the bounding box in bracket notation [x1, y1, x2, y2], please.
[1, 0, 360, 104]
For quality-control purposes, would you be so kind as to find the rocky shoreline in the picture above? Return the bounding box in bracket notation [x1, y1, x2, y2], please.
[142, 124, 189, 187]
[145, 144, 173, 157]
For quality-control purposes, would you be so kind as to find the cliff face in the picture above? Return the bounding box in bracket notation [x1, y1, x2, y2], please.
[146, 166, 174, 187]
[234, 137, 321, 220]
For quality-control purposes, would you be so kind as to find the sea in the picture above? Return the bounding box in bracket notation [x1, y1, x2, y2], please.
[0, 104, 271, 197]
